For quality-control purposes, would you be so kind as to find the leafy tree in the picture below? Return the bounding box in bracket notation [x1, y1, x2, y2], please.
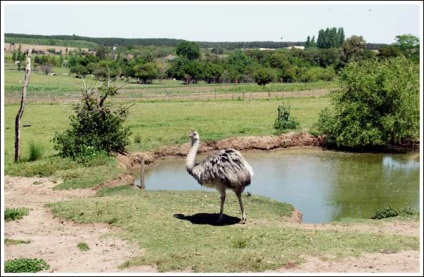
[310, 36, 317, 48]
[315, 56, 419, 150]
[316, 27, 345, 49]
[179, 60, 205, 84]
[340, 35, 368, 64]
[95, 45, 109, 60]
[202, 61, 223, 84]
[305, 36, 311, 48]
[253, 67, 276, 87]
[53, 78, 131, 161]
[394, 34, 419, 61]
[175, 41, 201, 60]
[70, 64, 89, 78]
[225, 49, 254, 82]
[268, 52, 290, 69]
[337, 27, 345, 47]
[93, 60, 119, 80]
[316, 48, 341, 67]
[377, 45, 402, 60]
[133, 62, 158, 84]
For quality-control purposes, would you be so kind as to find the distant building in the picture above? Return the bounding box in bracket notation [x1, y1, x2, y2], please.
[285, 46, 305, 50]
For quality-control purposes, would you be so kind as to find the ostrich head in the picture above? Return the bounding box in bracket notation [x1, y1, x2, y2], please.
[188, 130, 199, 145]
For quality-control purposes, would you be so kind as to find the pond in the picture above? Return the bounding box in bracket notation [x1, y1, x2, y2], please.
[134, 148, 420, 223]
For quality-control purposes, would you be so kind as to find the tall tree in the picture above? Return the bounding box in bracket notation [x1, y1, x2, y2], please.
[175, 41, 201, 60]
[337, 27, 345, 47]
[305, 36, 311, 48]
[341, 35, 367, 63]
[317, 27, 345, 48]
[394, 34, 419, 61]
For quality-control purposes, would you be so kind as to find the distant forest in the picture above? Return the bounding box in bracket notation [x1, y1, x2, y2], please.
[4, 33, 387, 50]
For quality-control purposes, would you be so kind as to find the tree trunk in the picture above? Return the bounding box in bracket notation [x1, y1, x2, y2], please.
[14, 48, 32, 163]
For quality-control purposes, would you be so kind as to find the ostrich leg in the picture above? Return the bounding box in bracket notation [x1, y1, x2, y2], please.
[236, 191, 246, 224]
[217, 188, 226, 223]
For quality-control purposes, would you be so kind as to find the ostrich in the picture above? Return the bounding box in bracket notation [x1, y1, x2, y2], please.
[185, 130, 254, 224]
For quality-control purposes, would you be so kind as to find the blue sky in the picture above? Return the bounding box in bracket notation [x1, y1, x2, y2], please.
[2, 1, 422, 44]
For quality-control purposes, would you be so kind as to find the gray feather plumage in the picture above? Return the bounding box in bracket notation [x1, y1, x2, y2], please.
[187, 148, 253, 189]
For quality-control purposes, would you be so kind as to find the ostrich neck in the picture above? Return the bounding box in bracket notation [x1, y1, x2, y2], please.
[186, 139, 199, 170]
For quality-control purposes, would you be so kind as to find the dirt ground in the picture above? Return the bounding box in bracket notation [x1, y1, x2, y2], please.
[3, 134, 422, 274]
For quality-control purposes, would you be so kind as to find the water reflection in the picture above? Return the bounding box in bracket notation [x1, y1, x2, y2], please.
[135, 149, 420, 223]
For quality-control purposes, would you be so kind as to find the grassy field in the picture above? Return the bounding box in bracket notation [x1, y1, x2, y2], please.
[47, 186, 419, 272]
[4, 98, 330, 163]
[4, 60, 331, 161]
[4, 61, 336, 102]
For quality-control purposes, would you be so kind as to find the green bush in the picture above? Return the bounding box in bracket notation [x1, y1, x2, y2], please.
[4, 258, 50, 273]
[370, 206, 399, 219]
[274, 102, 300, 132]
[53, 79, 131, 161]
[316, 56, 419, 150]
[370, 206, 419, 219]
[4, 207, 29, 221]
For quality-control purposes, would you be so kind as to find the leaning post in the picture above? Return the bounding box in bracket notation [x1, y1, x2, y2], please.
[139, 157, 146, 189]
[14, 47, 32, 163]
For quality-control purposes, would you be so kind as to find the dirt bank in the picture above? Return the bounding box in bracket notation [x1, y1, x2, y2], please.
[126, 132, 324, 170]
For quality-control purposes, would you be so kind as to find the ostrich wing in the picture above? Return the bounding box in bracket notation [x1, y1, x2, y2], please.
[191, 149, 253, 189]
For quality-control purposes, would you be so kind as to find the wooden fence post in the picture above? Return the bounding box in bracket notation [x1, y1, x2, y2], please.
[139, 157, 145, 189]
[14, 47, 32, 163]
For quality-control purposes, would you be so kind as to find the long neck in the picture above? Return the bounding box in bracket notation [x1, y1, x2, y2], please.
[186, 139, 199, 171]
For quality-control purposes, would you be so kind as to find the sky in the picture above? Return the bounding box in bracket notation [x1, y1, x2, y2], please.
[1, 1, 422, 44]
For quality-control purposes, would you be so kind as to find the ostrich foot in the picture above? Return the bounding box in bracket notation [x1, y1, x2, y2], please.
[240, 218, 246, 224]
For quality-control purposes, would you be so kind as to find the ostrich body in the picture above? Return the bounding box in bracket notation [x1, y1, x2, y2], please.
[186, 130, 254, 224]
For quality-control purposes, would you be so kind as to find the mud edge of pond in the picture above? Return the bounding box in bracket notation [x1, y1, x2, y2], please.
[120, 132, 324, 171]
[120, 131, 419, 170]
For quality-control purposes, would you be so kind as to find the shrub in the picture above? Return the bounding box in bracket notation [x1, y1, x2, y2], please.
[316, 56, 419, 150]
[370, 206, 419, 219]
[274, 102, 300, 132]
[4, 258, 50, 273]
[370, 206, 399, 219]
[53, 78, 131, 161]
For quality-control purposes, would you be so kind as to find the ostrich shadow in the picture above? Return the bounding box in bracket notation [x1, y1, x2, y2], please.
[173, 213, 241, 226]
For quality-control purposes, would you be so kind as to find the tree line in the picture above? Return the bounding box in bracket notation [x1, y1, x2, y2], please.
[8, 31, 419, 88]
[5, 32, 387, 50]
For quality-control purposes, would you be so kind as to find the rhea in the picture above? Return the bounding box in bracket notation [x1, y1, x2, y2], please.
[185, 130, 254, 224]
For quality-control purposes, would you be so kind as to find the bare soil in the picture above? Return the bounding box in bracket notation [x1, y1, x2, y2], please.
[3, 134, 421, 274]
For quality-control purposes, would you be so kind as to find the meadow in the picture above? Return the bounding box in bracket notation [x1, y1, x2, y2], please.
[3, 60, 419, 273]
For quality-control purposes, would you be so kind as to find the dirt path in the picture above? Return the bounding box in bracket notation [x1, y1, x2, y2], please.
[3, 175, 421, 273]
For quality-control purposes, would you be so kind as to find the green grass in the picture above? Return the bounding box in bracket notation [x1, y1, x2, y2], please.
[4, 258, 50, 273]
[4, 61, 335, 99]
[52, 162, 124, 190]
[77, 242, 90, 252]
[4, 207, 29, 221]
[4, 238, 31, 245]
[47, 186, 419, 273]
[4, 98, 330, 163]
[27, 141, 44, 162]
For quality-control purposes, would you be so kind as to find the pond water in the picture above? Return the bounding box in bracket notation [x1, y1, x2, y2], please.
[134, 148, 420, 223]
